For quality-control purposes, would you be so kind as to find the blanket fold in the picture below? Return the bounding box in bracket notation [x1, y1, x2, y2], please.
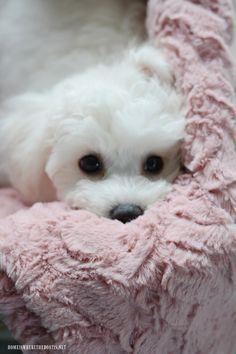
[0, 0, 236, 353]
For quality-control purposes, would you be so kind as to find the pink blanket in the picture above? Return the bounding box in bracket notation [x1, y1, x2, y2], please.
[1, 0, 236, 353]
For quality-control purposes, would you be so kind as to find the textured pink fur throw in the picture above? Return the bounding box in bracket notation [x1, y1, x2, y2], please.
[1, 0, 236, 353]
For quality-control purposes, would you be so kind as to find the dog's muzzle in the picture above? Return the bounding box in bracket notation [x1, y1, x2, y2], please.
[109, 204, 144, 223]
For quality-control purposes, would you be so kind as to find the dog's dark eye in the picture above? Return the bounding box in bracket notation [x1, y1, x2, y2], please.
[144, 155, 163, 174]
[79, 154, 103, 174]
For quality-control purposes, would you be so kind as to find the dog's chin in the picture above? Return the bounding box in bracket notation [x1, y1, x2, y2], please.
[56, 176, 173, 222]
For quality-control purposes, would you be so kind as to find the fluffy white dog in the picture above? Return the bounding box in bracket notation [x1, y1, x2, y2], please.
[0, 0, 185, 223]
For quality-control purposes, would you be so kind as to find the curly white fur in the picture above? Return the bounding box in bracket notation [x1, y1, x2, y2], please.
[0, 0, 185, 218]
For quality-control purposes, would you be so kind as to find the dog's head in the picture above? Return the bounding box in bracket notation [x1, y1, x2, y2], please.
[45, 46, 185, 222]
[2, 46, 185, 222]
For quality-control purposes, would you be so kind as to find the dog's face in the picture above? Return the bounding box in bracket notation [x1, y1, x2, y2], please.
[0, 46, 184, 222]
[45, 48, 185, 222]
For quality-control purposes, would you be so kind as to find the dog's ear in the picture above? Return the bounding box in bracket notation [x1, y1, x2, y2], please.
[0, 93, 57, 203]
[130, 44, 174, 85]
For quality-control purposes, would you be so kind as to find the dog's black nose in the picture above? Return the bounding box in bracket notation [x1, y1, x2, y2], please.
[109, 204, 144, 223]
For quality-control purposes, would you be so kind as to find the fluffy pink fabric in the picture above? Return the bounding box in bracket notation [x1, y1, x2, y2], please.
[0, 0, 236, 353]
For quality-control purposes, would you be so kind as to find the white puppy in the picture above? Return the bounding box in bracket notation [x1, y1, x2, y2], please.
[0, 0, 185, 222]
